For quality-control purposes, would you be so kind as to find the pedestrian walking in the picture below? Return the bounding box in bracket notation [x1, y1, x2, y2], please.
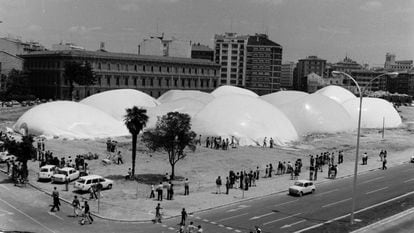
[50, 187, 60, 212]
[84, 201, 93, 223]
[117, 151, 123, 164]
[155, 203, 162, 223]
[255, 166, 260, 181]
[184, 178, 189, 195]
[309, 166, 314, 181]
[382, 156, 387, 170]
[187, 221, 197, 233]
[150, 184, 155, 199]
[72, 195, 80, 217]
[225, 177, 230, 195]
[216, 176, 222, 194]
[180, 208, 187, 226]
[197, 225, 203, 233]
[157, 182, 163, 201]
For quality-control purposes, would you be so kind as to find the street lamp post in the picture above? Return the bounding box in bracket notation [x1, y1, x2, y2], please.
[332, 71, 399, 224]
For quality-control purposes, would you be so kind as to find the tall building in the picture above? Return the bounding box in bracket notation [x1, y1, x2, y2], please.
[191, 43, 214, 61]
[214, 32, 282, 95]
[20, 50, 220, 100]
[281, 62, 295, 89]
[214, 32, 249, 87]
[295, 55, 326, 91]
[384, 53, 413, 71]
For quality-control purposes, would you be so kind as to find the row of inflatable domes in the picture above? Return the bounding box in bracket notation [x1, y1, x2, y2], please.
[13, 85, 402, 146]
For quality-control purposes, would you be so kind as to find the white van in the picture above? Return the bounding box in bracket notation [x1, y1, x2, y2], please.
[73, 175, 113, 192]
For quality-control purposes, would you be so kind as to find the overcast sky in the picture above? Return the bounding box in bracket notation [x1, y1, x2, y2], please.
[0, 0, 413, 66]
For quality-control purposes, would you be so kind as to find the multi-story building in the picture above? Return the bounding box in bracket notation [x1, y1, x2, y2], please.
[387, 71, 414, 97]
[295, 55, 326, 91]
[138, 34, 191, 58]
[214, 32, 249, 87]
[334, 70, 389, 95]
[328, 56, 364, 75]
[384, 53, 413, 71]
[0, 37, 46, 90]
[20, 50, 220, 100]
[281, 62, 295, 89]
[214, 32, 282, 95]
[191, 43, 214, 61]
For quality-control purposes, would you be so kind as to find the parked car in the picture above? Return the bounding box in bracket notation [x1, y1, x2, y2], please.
[37, 165, 57, 181]
[74, 175, 113, 192]
[288, 180, 315, 196]
[411, 155, 414, 163]
[51, 167, 80, 183]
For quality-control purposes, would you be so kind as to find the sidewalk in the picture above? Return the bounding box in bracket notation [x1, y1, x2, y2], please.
[2, 147, 413, 222]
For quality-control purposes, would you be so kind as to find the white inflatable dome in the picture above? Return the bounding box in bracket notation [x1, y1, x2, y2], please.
[146, 98, 206, 128]
[158, 90, 214, 105]
[13, 101, 128, 139]
[261, 91, 309, 107]
[278, 94, 354, 136]
[192, 94, 298, 146]
[315, 85, 356, 103]
[80, 89, 159, 120]
[342, 97, 402, 128]
[211, 85, 259, 98]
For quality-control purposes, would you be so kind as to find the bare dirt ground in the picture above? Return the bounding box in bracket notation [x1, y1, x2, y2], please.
[1, 105, 413, 220]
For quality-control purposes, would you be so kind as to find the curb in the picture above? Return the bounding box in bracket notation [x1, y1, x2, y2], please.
[0, 159, 409, 223]
[351, 206, 414, 233]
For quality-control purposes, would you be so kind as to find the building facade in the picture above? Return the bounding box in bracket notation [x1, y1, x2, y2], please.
[387, 71, 414, 97]
[20, 50, 220, 100]
[384, 53, 413, 71]
[281, 62, 295, 89]
[214, 32, 282, 95]
[191, 43, 214, 61]
[295, 56, 326, 91]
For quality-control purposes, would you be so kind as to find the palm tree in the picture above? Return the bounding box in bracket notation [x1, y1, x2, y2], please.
[124, 106, 148, 179]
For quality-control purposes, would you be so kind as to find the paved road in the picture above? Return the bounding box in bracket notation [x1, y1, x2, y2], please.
[1, 163, 413, 233]
[172, 163, 414, 233]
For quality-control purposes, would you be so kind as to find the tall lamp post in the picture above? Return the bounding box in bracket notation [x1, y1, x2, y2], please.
[332, 71, 399, 224]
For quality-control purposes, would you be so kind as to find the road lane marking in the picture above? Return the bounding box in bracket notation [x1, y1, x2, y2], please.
[0, 184, 10, 190]
[365, 186, 388, 195]
[296, 190, 414, 233]
[235, 230, 241, 233]
[0, 197, 56, 233]
[315, 189, 339, 196]
[47, 212, 63, 220]
[203, 219, 209, 222]
[226, 227, 233, 230]
[404, 178, 414, 183]
[322, 198, 352, 208]
[218, 224, 224, 227]
[263, 212, 302, 226]
[274, 200, 298, 207]
[281, 219, 306, 229]
[211, 221, 217, 224]
[218, 213, 248, 222]
[249, 212, 274, 220]
[359, 176, 384, 184]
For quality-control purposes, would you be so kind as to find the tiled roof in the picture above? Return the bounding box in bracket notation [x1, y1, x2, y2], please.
[19, 50, 219, 66]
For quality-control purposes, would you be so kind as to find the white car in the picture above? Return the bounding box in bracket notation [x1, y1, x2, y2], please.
[74, 175, 114, 192]
[411, 155, 414, 163]
[288, 180, 316, 196]
[37, 165, 57, 181]
[51, 167, 80, 183]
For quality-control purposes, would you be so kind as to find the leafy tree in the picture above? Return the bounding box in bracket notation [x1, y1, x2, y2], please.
[64, 61, 95, 100]
[0, 69, 35, 101]
[124, 106, 149, 178]
[142, 112, 196, 180]
[3, 135, 36, 179]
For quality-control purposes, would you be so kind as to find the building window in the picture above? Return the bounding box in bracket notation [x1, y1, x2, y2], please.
[181, 79, 185, 87]
[134, 65, 137, 71]
[150, 78, 154, 86]
[213, 80, 217, 87]
[174, 79, 178, 87]
[116, 76, 120, 86]
[143, 65, 146, 72]
[142, 78, 146, 86]
[151, 66, 154, 72]
[200, 79, 204, 87]
[106, 75, 111, 86]
[125, 64, 128, 71]
[133, 77, 137, 86]
[124, 76, 129, 86]
[117, 64, 120, 71]
[167, 67, 170, 73]
[98, 63, 101, 70]
[107, 63, 111, 70]
[97, 75, 102, 86]
[166, 79, 170, 87]
[159, 66, 162, 72]
[158, 78, 162, 86]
